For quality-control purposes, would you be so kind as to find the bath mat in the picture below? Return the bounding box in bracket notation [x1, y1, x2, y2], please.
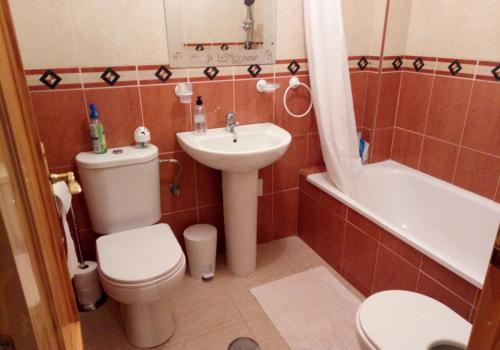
[250, 267, 362, 350]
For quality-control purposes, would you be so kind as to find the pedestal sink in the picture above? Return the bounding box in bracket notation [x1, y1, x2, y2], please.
[177, 123, 291, 276]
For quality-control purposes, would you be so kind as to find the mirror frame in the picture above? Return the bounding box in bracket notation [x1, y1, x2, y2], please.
[164, 0, 277, 68]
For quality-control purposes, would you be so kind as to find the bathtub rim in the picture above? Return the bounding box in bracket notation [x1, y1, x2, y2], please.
[306, 160, 500, 289]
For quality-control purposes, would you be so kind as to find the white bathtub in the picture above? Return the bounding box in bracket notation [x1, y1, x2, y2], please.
[307, 160, 500, 288]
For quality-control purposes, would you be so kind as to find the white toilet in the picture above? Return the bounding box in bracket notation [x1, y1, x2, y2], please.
[356, 290, 472, 350]
[76, 145, 186, 348]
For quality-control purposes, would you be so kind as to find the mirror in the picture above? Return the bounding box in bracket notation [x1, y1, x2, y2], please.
[165, 0, 276, 68]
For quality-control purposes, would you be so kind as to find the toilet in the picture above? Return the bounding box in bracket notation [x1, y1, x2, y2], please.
[76, 145, 186, 348]
[356, 290, 472, 350]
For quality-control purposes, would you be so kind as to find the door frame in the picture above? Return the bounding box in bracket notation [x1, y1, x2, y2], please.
[0, 1, 82, 349]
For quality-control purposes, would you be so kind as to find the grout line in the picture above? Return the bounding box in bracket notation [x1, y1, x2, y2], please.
[451, 76, 477, 183]
[359, 72, 370, 131]
[416, 73, 437, 169]
[378, 240, 421, 270]
[392, 126, 500, 160]
[414, 258, 423, 292]
[419, 270, 475, 307]
[161, 207, 199, 216]
[192, 162, 200, 223]
[494, 176, 500, 201]
[231, 66, 236, 112]
[339, 220, 348, 273]
[389, 71, 405, 159]
[468, 289, 480, 321]
[135, 66, 145, 126]
[367, 0, 392, 163]
[369, 243, 381, 294]
[299, 187, 320, 204]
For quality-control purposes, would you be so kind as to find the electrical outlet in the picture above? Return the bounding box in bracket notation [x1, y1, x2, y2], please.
[258, 179, 263, 196]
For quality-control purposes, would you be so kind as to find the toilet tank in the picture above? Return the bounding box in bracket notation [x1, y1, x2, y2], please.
[76, 145, 161, 234]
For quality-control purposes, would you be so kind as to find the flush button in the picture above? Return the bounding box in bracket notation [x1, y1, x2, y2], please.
[112, 149, 123, 154]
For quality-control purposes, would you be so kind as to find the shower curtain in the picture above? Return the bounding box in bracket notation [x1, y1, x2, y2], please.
[303, 0, 362, 195]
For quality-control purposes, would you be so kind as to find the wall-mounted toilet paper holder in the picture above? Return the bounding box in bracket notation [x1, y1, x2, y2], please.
[50, 171, 82, 195]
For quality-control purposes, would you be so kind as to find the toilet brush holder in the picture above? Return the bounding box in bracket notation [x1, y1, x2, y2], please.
[73, 261, 107, 312]
[68, 206, 106, 311]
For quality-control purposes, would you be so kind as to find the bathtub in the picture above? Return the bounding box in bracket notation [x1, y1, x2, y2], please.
[307, 160, 500, 288]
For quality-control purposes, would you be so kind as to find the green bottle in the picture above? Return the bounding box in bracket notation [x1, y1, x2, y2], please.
[88, 104, 107, 154]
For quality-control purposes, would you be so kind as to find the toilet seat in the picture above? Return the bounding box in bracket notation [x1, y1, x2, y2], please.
[97, 223, 183, 284]
[356, 290, 471, 350]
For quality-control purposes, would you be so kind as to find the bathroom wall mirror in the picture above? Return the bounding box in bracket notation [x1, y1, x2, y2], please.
[164, 0, 277, 68]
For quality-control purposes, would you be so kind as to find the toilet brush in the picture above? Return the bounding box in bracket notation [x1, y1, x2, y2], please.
[69, 206, 86, 268]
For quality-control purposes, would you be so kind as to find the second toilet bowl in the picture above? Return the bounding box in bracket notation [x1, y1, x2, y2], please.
[356, 290, 472, 350]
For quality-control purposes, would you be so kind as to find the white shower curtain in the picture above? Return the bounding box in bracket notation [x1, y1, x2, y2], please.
[303, 0, 362, 195]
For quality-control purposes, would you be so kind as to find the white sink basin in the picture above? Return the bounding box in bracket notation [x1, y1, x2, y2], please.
[176, 123, 291, 172]
[176, 122, 291, 277]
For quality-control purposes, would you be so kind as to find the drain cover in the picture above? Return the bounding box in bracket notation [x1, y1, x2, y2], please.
[228, 337, 260, 350]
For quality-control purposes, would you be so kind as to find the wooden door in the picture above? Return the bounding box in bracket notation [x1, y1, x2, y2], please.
[468, 226, 500, 350]
[0, 1, 82, 349]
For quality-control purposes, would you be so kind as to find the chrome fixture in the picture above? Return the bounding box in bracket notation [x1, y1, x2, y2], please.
[225, 112, 239, 133]
[243, 0, 255, 49]
[159, 158, 182, 196]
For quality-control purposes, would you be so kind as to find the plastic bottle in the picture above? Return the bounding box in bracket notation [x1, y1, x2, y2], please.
[193, 96, 207, 134]
[88, 104, 107, 154]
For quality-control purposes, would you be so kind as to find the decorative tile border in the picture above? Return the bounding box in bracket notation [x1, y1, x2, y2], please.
[137, 65, 187, 85]
[435, 58, 476, 79]
[234, 64, 273, 79]
[275, 58, 309, 77]
[476, 61, 500, 82]
[381, 56, 437, 74]
[25, 58, 311, 90]
[24, 56, 499, 91]
[25, 67, 81, 91]
[348, 56, 380, 73]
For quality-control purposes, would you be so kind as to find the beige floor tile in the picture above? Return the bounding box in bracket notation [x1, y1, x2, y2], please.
[246, 315, 289, 347]
[81, 237, 359, 350]
[183, 322, 252, 350]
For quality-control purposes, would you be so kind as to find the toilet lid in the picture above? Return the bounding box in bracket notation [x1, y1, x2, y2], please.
[358, 290, 471, 350]
[96, 224, 183, 284]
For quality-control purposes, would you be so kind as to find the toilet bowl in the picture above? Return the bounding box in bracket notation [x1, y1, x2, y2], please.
[356, 290, 471, 350]
[77, 145, 187, 347]
[96, 224, 186, 348]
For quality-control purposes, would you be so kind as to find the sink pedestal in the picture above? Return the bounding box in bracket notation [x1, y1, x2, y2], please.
[222, 170, 258, 276]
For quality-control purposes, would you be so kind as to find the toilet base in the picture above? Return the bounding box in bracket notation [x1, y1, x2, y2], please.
[121, 296, 175, 348]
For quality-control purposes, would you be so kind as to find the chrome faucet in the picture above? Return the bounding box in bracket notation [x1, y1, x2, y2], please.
[225, 112, 239, 132]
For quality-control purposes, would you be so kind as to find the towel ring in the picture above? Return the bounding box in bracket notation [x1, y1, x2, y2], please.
[283, 76, 313, 118]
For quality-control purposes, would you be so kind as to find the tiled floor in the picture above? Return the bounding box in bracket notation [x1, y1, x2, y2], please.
[80, 237, 364, 350]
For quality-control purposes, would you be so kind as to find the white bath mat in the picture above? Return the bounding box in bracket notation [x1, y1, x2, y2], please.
[250, 267, 362, 350]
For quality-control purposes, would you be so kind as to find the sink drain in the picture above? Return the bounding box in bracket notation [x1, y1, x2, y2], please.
[228, 337, 260, 350]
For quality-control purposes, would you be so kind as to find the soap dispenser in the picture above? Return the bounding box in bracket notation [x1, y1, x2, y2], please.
[193, 96, 207, 134]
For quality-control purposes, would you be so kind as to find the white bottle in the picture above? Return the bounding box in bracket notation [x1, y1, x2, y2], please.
[194, 96, 207, 134]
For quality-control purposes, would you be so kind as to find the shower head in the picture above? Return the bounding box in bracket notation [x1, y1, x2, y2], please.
[244, 0, 255, 6]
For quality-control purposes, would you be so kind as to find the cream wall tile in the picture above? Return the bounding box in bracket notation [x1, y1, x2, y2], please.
[70, 0, 138, 67]
[477, 0, 500, 61]
[368, 0, 388, 57]
[437, 0, 485, 59]
[276, 0, 307, 59]
[405, 0, 447, 57]
[131, 0, 169, 65]
[341, 0, 356, 55]
[9, 0, 79, 69]
[343, 0, 377, 56]
[384, 0, 412, 56]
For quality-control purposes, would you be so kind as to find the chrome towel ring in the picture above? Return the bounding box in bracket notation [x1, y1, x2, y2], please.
[283, 76, 313, 118]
